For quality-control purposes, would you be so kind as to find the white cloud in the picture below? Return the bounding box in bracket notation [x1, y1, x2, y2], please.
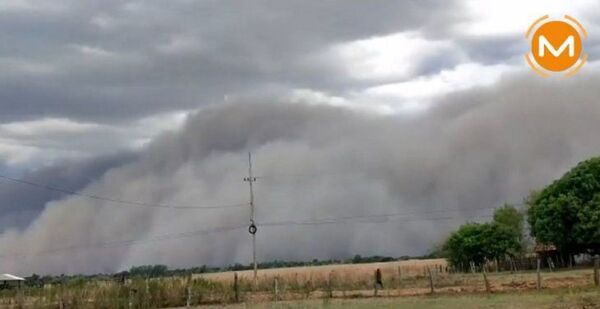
[456, 0, 599, 36]
[331, 32, 457, 81]
[288, 89, 394, 115]
[0, 111, 189, 166]
[156, 36, 205, 55]
[0, 118, 104, 136]
[365, 63, 513, 100]
[0, 0, 65, 13]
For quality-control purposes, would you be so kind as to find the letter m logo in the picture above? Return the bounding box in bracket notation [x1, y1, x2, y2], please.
[538, 35, 575, 57]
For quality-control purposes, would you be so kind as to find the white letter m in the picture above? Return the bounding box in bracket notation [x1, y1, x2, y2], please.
[538, 35, 575, 57]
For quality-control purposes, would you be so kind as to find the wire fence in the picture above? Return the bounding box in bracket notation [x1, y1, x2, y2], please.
[1, 256, 599, 308]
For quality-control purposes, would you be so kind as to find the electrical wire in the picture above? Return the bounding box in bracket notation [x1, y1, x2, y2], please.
[0, 208, 502, 260]
[0, 224, 248, 259]
[0, 174, 248, 210]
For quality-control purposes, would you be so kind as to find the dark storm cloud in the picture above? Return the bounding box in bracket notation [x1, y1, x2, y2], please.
[2, 69, 600, 274]
[0, 152, 135, 231]
[0, 0, 460, 123]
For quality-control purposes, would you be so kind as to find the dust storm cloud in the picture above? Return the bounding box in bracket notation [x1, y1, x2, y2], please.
[1, 71, 600, 275]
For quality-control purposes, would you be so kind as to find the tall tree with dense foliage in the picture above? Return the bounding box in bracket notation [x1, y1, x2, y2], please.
[528, 157, 600, 255]
[444, 205, 523, 269]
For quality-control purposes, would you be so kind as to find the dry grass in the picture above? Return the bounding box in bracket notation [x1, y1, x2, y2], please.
[2, 260, 598, 308]
[196, 259, 447, 286]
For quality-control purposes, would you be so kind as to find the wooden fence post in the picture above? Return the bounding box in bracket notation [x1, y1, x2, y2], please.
[274, 276, 279, 301]
[186, 285, 192, 308]
[482, 269, 491, 293]
[397, 266, 402, 289]
[547, 257, 554, 272]
[536, 257, 542, 291]
[59, 284, 64, 309]
[373, 270, 379, 297]
[427, 267, 434, 294]
[327, 271, 333, 298]
[594, 255, 599, 287]
[569, 254, 574, 268]
[186, 274, 192, 308]
[233, 272, 240, 302]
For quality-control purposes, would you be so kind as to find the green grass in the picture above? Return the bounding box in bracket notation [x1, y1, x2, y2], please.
[205, 287, 600, 309]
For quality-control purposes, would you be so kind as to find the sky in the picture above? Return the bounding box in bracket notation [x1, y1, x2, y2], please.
[1, 0, 600, 275]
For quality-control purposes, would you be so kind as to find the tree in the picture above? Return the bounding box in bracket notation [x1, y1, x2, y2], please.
[493, 204, 524, 233]
[444, 223, 489, 269]
[493, 204, 525, 254]
[444, 205, 523, 269]
[528, 157, 600, 255]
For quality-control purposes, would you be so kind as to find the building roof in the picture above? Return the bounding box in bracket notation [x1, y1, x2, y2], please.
[534, 243, 558, 253]
[0, 274, 25, 281]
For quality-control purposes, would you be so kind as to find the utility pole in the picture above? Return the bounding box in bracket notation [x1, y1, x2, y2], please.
[243, 152, 258, 287]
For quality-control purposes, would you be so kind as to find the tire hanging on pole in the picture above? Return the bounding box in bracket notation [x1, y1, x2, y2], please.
[248, 223, 257, 235]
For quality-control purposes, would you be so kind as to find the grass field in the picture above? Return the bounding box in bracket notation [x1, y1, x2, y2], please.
[199, 287, 600, 308]
[1, 259, 598, 308]
[195, 259, 447, 285]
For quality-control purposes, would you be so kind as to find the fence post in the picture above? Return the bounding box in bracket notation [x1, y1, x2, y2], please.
[274, 276, 279, 301]
[547, 257, 554, 272]
[145, 279, 150, 308]
[594, 255, 599, 287]
[233, 272, 240, 302]
[397, 266, 402, 289]
[373, 270, 379, 297]
[185, 274, 192, 308]
[427, 267, 434, 294]
[327, 271, 333, 299]
[536, 257, 542, 291]
[59, 284, 64, 309]
[569, 254, 573, 268]
[482, 268, 491, 293]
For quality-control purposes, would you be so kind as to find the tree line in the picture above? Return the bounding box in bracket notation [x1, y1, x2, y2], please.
[443, 156, 600, 269]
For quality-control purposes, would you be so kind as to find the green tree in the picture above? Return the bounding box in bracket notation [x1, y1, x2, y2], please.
[492, 204, 525, 254]
[528, 157, 600, 255]
[444, 205, 523, 269]
[493, 204, 524, 233]
[444, 223, 489, 269]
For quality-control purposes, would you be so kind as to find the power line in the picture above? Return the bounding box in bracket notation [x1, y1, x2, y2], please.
[0, 209, 500, 260]
[259, 204, 522, 227]
[0, 224, 248, 260]
[0, 174, 248, 210]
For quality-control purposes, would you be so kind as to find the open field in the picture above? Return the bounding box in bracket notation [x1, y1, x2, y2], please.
[195, 259, 447, 284]
[1, 259, 598, 308]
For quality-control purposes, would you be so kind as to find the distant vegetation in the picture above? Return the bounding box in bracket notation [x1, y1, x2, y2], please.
[21, 254, 424, 286]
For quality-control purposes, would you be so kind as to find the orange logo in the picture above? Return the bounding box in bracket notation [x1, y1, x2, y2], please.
[525, 15, 587, 77]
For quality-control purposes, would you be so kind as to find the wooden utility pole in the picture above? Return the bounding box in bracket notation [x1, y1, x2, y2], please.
[244, 152, 258, 287]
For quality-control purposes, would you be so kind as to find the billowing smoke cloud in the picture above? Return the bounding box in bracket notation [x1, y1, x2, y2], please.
[1, 71, 600, 275]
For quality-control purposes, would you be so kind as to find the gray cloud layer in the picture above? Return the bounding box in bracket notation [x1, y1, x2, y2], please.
[0, 152, 135, 231]
[0, 0, 459, 123]
[1, 70, 600, 275]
